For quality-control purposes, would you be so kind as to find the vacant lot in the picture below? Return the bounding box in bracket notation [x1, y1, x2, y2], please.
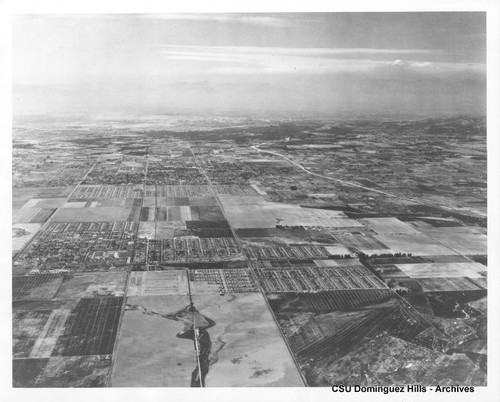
[12, 223, 42, 254]
[13, 356, 111, 387]
[155, 222, 175, 239]
[51, 207, 132, 222]
[138, 222, 156, 239]
[23, 198, 67, 209]
[55, 272, 128, 299]
[395, 262, 484, 278]
[374, 234, 457, 256]
[111, 295, 196, 387]
[193, 292, 304, 386]
[126, 271, 188, 296]
[360, 217, 419, 235]
[12, 299, 78, 359]
[220, 196, 350, 229]
[314, 334, 486, 386]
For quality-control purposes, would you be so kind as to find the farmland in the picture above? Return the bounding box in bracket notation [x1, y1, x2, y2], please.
[12, 115, 487, 387]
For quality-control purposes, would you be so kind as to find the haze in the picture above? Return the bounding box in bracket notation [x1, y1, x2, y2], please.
[13, 13, 486, 118]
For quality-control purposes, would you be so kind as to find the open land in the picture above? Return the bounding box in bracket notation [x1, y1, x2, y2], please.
[12, 115, 487, 387]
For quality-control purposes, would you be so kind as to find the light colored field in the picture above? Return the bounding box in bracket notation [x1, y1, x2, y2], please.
[12, 223, 42, 253]
[220, 196, 349, 229]
[469, 296, 487, 313]
[313, 259, 362, 267]
[142, 197, 156, 207]
[469, 277, 487, 290]
[189, 196, 218, 207]
[417, 277, 482, 292]
[324, 245, 354, 256]
[138, 222, 156, 239]
[127, 271, 188, 296]
[51, 207, 131, 222]
[360, 217, 419, 235]
[13, 208, 39, 223]
[194, 293, 304, 386]
[29, 309, 71, 358]
[220, 196, 299, 228]
[420, 227, 487, 255]
[111, 295, 197, 387]
[190, 281, 222, 295]
[396, 262, 484, 278]
[335, 234, 390, 255]
[22, 198, 67, 209]
[155, 222, 175, 239]
[179, 206, 192, 221]
[62, 201, 87, 208]
[373, 234, 457, 256]
[56, 272, 128, 299]
[13, 187, 72, 209]
[88, 198, 139, 208]
[145, 207, 156, 221]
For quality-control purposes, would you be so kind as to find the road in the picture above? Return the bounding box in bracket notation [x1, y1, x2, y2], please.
[187, 142, 309, 387]
[250, 144, 398, 198]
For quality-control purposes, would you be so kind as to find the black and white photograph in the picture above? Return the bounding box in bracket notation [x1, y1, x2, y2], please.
[1, 1, 499, 400]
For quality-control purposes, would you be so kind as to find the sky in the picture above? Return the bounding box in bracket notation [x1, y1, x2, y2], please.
[13, 13, 486, 118]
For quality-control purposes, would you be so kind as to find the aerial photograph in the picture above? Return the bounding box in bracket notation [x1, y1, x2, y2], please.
[11, 12, 488, 389]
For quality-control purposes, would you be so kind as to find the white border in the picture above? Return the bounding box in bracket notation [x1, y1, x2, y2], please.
[1, 1, 499, 402]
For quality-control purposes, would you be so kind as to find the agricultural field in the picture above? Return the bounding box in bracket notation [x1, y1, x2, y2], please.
[419, 227, 487, 255]
[395, 262, 485, 278]
[52, 297, 123, 356]
[417, 278, 484, 292]
[13, 207, 56, 224]
[334, 234, 391, 254]
[13, 274, 64, 300]
[373, 234, 458, 256]
[12, 115, 488, 388]
[359, 217, 419, 235]
[13, 187, 73, 211]
[51, 207, 134, 222]
[22, 198, 68, 209]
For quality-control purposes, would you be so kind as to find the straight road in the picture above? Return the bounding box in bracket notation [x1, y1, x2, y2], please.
[187, 142, 309, 387]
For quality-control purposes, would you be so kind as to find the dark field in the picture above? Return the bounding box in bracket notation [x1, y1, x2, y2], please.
[52, 297, 123, 356]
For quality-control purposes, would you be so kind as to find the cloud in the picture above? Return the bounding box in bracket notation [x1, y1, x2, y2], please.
[160, 44, 440, 57]
[391, 59, 433, 68]
[139, 14, 288, 27]
[158, 45, 482, 76]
